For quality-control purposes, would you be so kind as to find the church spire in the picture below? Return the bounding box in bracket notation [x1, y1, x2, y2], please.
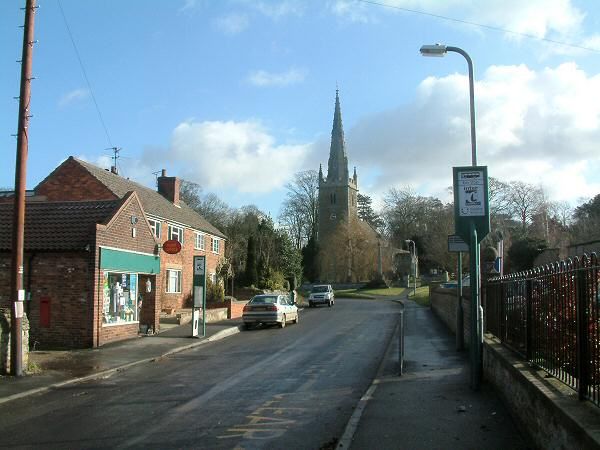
[327, 89, 349, 183]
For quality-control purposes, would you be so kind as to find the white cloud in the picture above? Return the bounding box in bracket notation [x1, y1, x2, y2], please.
[214, 13, 249, 35]
[343, 62, 600, 205]
[244, 0, 305, 19]
[58, 88, 89, 108]
[166, 120, 311, 193]
[330, 0, 592, 53]
[247, 68, 307, 87]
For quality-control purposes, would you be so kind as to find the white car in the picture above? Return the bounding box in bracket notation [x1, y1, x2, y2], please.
[308, 284, 335, 307]
[242, 294, 299, 329]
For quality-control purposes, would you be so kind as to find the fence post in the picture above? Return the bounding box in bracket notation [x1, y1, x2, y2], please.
[576, 266, 589, 401]
[526, 278, 533, 361]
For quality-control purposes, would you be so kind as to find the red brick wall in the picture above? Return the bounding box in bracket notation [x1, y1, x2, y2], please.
[0, 252, 94, 349]
[36, 158, 117, 201]
[226, 299, 249, 319]
[156, 223, 224, 313]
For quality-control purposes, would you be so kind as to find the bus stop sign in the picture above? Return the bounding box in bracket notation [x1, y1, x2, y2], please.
[453, 166, 490, 243]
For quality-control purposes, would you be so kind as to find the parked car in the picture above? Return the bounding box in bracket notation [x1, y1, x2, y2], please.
[308, 284, 335, 307]
[242, 294, 299, 329]
[440, 275, 470, 289]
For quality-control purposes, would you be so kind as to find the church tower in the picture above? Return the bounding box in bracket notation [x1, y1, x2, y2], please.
[317, 90, 359, 245]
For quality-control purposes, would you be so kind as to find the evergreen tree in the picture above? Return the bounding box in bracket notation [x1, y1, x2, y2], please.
[357, 193, 383, 231]
[245, 235, 258, 287]
[301, 236, 320, 282]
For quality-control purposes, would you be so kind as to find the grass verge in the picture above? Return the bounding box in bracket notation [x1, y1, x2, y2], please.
[407, 285, 430, 307]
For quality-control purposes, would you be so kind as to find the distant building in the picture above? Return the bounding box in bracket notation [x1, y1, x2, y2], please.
[317, 90, 359, 244]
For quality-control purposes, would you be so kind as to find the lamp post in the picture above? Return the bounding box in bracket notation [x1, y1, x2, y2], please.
[420, 43, 483, 390]
[405, 240, 417, 297]
[420, 44, 476, 166]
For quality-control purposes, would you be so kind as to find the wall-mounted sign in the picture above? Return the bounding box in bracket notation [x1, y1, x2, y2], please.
[162, 239, 182, 255]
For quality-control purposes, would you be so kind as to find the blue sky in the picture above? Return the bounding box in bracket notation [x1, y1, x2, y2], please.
[2, 0, 600, 219]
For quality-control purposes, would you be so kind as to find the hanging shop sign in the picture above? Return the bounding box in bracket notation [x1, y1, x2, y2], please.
[162, 239, 182, 255]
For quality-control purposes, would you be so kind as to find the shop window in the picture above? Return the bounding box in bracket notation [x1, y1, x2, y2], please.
[168, 224, 184, 244]
[102, 272, 139, 325]
[212, 237, 220, 254]
[195, 232, 205, 250]
[148, 218, 161, 239]
[166, 269, 182, 293]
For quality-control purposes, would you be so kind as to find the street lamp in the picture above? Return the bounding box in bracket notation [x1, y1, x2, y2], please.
[405, 240, 417, 297]
[420, 44, 477, 166]
[420, 43, 482, 390]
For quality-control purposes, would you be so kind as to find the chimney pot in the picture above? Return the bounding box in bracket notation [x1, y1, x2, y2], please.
[161, 169, 166, 177]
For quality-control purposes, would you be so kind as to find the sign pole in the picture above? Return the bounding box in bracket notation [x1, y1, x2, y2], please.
[453, 166, 489, 391]
[192, 256, 206, 338]
[456, 252, 464, 351]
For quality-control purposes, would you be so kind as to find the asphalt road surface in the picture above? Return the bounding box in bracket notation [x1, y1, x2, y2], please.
[0, 298, 401, 450]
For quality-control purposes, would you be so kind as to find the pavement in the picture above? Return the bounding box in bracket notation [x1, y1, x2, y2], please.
[338, 297, 533, 450]
[0, 298, 533, 449]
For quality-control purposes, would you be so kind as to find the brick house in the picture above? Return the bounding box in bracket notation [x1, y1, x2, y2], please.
[0, 192, 160, 348]
[35, 157, 227, 315]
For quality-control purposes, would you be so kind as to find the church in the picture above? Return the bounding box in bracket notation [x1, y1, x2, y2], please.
[317, 91, 380, 282]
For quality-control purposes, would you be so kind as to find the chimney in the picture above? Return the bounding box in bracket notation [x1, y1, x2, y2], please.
[157, 169, 180, 206]
[110, 166, 118, 175]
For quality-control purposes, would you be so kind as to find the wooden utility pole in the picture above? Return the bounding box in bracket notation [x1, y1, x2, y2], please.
[11, 0, 37, 376]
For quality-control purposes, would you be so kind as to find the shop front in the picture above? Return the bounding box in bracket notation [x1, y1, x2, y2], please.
[98, 247, 160, 345]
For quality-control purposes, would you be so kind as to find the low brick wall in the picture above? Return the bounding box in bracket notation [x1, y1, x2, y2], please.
[484, 336, 600, 450]
[226, 299, 248, 319]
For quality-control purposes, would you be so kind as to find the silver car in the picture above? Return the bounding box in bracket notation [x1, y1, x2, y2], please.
[242, 294, 299, 329]
[308, 284, 335, 307]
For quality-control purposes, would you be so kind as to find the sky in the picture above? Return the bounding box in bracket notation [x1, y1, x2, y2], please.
[2, 0, 600, 221]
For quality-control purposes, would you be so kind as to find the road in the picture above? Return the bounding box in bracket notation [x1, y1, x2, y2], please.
[0, 298, 401, 449]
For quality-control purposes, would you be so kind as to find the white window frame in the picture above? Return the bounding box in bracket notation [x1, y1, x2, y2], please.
[166, 269, 182, 293]
[168, 224, 184, 244]
[195, 232, 205, 250]
[212, 237, 220, 254]
[148, 218, 161, 239]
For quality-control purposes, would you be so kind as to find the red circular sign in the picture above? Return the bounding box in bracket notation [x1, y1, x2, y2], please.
[162, 239, 182, 254]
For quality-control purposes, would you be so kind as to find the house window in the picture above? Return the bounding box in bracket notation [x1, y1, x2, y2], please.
[148, 219, 161, 239]
[212, 238, 220, 254]
[166, 269, 182, 293]
[195, 232, 205, 250]
[168, 224, 184, 244]
[102, 272, 139, 325]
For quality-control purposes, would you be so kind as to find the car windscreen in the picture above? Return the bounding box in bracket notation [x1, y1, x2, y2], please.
[312, 286, 328, 293]
[249, 296, 277, 304]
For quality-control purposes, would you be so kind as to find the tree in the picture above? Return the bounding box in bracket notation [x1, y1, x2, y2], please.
[571, 194, 600, 242]
[506, 181, 544, 232]
[301, 236, 320, 282]
[179, 180, 231, 231]
[357, 193, 383, 231]
[245, 235, 258, 287]
[507, 236, 548, 272]
[278, 170, 319, 247]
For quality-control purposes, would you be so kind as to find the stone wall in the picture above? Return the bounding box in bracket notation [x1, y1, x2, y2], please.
[429, 286, 471, 348]
[484, 337, 600, 450]
[0, 307, 29, 375]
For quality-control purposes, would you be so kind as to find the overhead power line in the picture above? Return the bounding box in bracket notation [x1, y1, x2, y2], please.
[57, 0, 114, 147]
[357, 0, 600, 54]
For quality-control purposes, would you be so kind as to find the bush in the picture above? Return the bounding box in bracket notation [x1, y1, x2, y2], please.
[364, 278, 389, 289]
[258, 269, 286, 291]
[206, 278, 225, 303]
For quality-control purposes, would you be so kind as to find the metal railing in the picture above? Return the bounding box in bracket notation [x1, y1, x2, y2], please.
[486, 253, 600, 407]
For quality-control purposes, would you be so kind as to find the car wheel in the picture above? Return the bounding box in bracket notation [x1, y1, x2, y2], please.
[293, 313, 299, 324]
[309, 302, 313, 308]
[280, 314, 286, 328]
[244, 323, 253, 330]
[328, 301, 332, 307]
